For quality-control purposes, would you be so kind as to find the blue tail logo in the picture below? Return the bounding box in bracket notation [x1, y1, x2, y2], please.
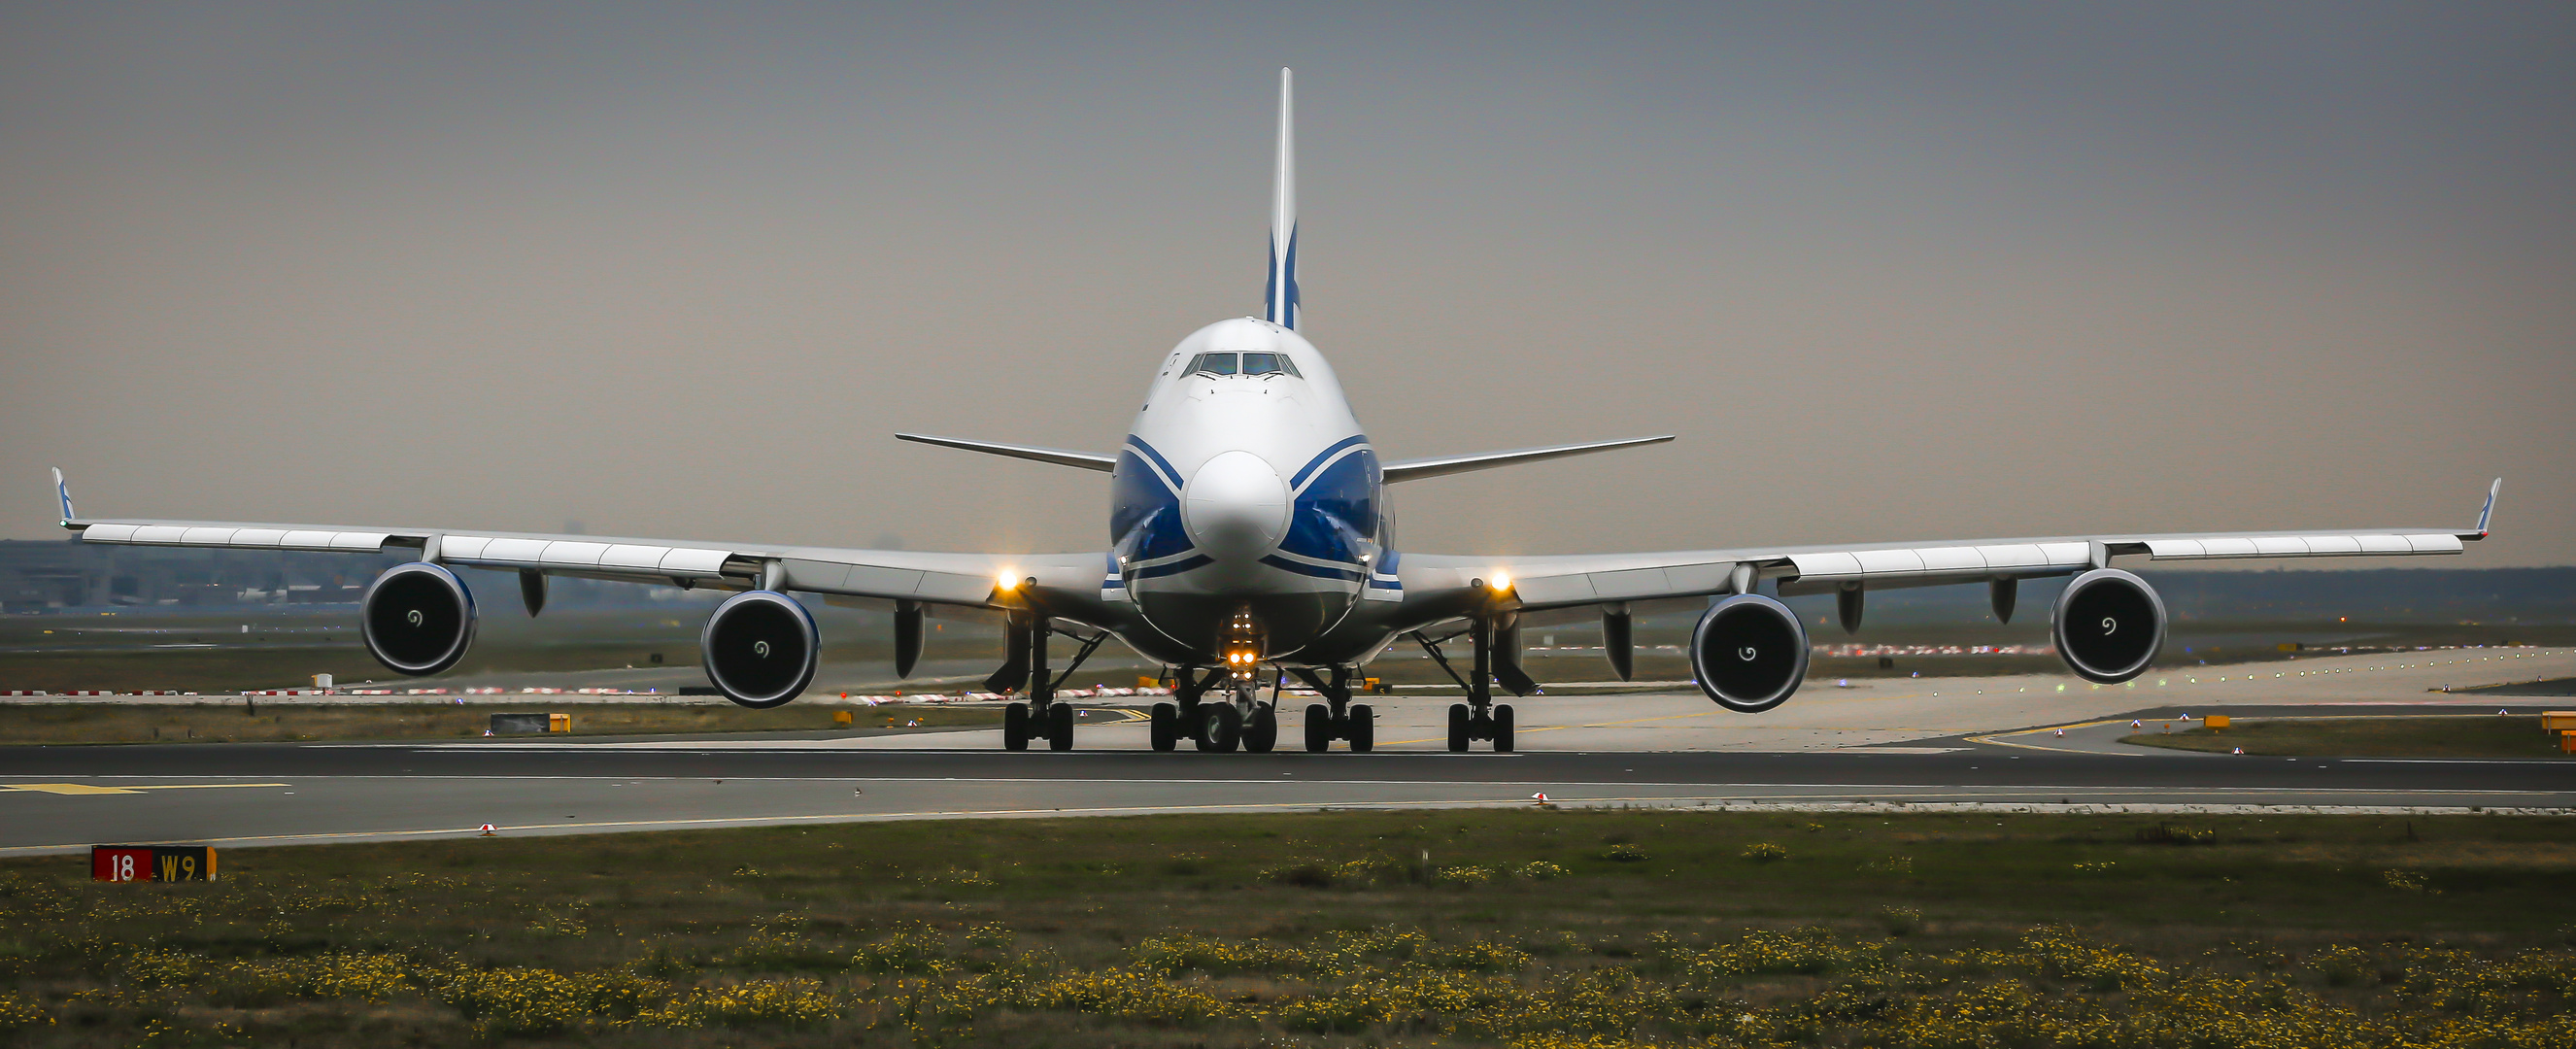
[1266, 225, 1300, 329]
[51, 467, 75, 524]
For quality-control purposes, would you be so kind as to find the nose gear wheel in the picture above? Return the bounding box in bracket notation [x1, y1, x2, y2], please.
[1243, 704, 1278, 752]
[1198, 702, 1243, 752]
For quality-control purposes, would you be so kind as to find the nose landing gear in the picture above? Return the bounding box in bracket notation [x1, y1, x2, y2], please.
[1148, 667, 1275, 753]
[1242, 699, 1279, 753]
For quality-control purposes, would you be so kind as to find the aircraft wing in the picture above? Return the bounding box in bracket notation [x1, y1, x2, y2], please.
[1398, 479, 2502, 613]
[1380, 435, 1674, 483]
[54, 483, 1104, 609]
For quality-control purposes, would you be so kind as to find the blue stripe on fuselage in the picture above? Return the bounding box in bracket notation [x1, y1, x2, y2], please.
[1131, 554, 1213, 579]
[1123, 436, 1183, 490]
[1288, 434, 1369, 490]
[1110, 449, 1194, 564]
[1278, 441, 1376, 569]
[1114, 432, 1376, 582]
[1260, 554, 1364, 581]
[1367, 550, 1403, 589]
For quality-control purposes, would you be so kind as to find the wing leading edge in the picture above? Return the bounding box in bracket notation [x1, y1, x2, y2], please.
[51, 467, 1102, 609]
[1389, 480, 2502, 612]
[1380, 436, 1674, 484]
[64, 516, 1091, 606]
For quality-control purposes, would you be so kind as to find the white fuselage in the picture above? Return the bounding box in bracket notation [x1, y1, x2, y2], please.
[1109, 318, 1385, 660]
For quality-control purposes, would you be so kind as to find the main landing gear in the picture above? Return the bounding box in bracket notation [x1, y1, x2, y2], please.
[1411, 614, 1520, 753]
[1289, 666, 1373, 753]
[995, 611, 1109, 753]
[1447, 702, 1512, 753]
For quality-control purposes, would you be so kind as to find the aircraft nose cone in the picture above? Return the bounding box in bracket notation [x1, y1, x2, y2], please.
[1182, 450, 1290, 561]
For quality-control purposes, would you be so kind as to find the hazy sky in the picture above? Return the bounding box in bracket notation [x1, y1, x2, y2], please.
[4, 3, 2568, 565]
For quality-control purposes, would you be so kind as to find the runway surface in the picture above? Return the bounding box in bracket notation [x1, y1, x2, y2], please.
[4, 648, 2571, 855]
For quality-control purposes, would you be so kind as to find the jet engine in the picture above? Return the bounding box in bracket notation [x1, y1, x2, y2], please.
[701, 590, 820, 708]
[361, 562, 477, 676]
[1688, 593, 1809, 713]
[2051, 568, 2166, 684]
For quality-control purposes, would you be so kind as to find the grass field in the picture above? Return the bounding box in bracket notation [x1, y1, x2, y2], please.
[2124, 715, 2571, 759]
[0, 701, 1002, 745]
[1, 810, 2570, 1046]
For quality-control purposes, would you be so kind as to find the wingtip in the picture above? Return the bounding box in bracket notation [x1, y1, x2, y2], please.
[2476, 477, 2501, 537]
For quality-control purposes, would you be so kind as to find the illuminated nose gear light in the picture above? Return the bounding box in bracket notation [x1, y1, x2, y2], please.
[1224, 609, 1263, 677]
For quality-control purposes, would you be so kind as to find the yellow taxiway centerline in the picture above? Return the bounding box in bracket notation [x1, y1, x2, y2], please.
[1968, 719, 2157, 755]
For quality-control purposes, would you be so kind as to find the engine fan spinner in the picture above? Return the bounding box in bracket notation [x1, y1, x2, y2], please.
[360, 562, 477, 676]
[1688, 593, 1809, 713]
[701, 590, 820, 708]
[2051, 568, 2167, 684]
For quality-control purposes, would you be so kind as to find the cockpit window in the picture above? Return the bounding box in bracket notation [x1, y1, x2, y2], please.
[1187, 351, 1301, 379]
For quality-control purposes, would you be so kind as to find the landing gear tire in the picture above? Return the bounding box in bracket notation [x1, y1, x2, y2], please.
[1191, 706, 1215, 752]
[1303, 704, 1332, 752]
[1243, 705, 1277, 753]
[1150, 702, 1178, 752]
[1002, 702, 1031, 752]
[1048, 702, 1074, 752]
[1447, 703, 1472, 753]
[1207, 703, 1243, 753]
[1346, 703, 1374, 753]
[1492, 704, 1514, 753]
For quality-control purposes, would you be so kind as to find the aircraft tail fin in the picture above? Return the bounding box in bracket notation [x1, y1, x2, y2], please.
[1265, 68, 1300, 330]
[51, 467, 76, 527]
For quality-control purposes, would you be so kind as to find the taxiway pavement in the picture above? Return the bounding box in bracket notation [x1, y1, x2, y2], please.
[3, 648, 2569, 856]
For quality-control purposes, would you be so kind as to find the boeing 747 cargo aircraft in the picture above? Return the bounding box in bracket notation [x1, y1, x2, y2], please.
[52, 70, 2501, 753]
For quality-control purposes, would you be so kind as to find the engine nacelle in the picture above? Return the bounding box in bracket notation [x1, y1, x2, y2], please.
[2051, 568, 2167, 684]
[1688, 593, 1809, 713]
[361, 562, 477, 676]
[701, 590, 819, 708]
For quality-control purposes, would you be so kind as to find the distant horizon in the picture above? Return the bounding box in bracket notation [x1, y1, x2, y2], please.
[5, 5, 2567, 564]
